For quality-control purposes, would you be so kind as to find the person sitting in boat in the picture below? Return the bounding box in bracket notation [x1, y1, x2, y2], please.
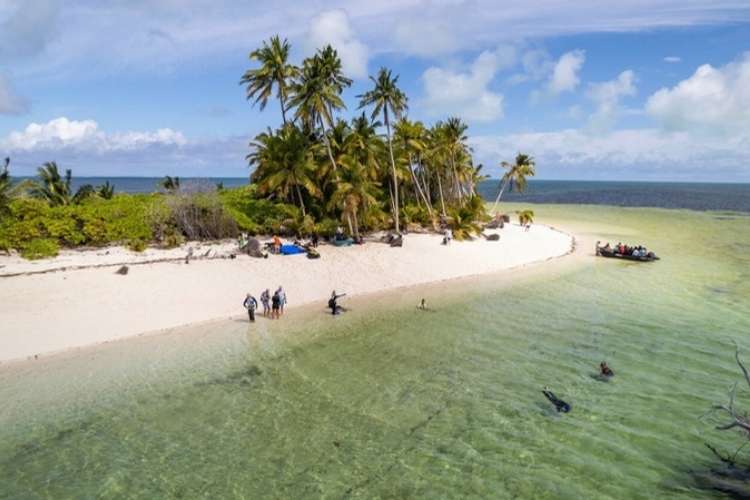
[617, 242, 625, 254]
[632, 247, 641, 257]
[600, 361, 614, 377]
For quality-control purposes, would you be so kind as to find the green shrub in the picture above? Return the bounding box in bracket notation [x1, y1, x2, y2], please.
[219, 185, 297, 234]
[162, 231, 184, 248]
[127, 239, 147, 252]
[20, 238, 59, 260]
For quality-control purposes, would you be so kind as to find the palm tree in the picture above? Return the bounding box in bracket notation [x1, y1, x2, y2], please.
[443, 117, 470, 204]
[161, 176, 180, 192]
[329, 158, 379, 239]
[248, 124, 321, 216]
[30, 162, 72, 206]
[289, 46, 352, 177]
[518, 209, 535, 226]
[0, 158, 11, 213]
[97, 181, 115, 199]
[240, 35, 299, 124]
[394, 118, 434, 221]
[425, 124, 449, 217]
[490, 153, 536, 213]
[358, 67, 408, 233]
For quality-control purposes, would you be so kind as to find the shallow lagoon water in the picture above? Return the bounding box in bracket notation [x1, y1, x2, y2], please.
[1, 204, 750, 498]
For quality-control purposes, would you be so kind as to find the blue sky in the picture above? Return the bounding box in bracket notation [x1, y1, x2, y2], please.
[1, 0, 750, 181]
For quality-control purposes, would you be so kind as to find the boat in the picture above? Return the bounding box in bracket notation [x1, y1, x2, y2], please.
[596, 246, 660, 262]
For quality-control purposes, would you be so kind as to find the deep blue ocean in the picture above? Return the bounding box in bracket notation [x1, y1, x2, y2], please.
[477, 179, 750, 213]
[15, 177, 750, 213]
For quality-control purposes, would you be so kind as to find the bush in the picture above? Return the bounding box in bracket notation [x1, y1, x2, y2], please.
[219, 185, 297, 234]
[20, 238, 59, 260]
[166, 192, 238, 240]
[127, 239, 147, 252]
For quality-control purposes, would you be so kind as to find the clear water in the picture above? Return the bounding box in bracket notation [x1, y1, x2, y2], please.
[1, 204, 750, 498]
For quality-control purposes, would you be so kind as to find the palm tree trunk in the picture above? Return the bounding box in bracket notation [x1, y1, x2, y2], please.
[490, 176, 510, 214]
[409, 154, 433, 217]
[295, 183, 306, 216]
[319, 116, 338, 174]
[353, 208, 360, 240]
[450, 152, 463, 205]
[279, 93, 287, 125]
[436, 170, 447, 217]
[384, 108, 400, 233]
[345, 212, 353, 236]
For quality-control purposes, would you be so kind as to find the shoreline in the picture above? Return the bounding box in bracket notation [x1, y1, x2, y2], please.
[0, 224, 574, 364]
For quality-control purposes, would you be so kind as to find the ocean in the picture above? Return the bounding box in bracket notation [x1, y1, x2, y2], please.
[1, 203, 749, 497]
[15, 176, 750, 212]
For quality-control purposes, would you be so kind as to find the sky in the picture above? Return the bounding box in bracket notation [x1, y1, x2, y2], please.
[1, 0, 750, 181]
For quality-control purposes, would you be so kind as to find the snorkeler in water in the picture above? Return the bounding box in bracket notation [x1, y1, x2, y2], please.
[542, 387, 571, 413]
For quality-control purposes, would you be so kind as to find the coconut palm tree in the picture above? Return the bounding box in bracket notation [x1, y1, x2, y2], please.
[358, 67, 408, 233]
[394, 118, 434, 220]
[518, 209, 534, 226]
[30, 162, 94, 206]
[329, 158, 379, 239]
[442, 117, 471, 204]
[240, 35, 299, 124]
[491, 153, 536, 213]
[161, 176, 180, 192]
[248, 124, 321, 216]
[425, 124, 450, 217]
[289, 46, 352, 177]
[97, 181, 115, 199]
[0, 157, 11, 213]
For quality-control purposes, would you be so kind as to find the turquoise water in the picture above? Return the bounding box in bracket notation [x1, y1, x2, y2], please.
[1, 204, 750, 498]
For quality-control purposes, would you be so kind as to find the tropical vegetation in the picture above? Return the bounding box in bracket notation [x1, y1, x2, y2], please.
[0, 34, 536, 260]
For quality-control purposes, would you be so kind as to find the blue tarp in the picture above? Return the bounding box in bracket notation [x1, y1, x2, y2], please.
[280, 244, 306, 255]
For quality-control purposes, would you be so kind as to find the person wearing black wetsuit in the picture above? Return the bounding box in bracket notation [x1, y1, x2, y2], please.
[328, 290, 346, 315]
[542, 387, 571, 413]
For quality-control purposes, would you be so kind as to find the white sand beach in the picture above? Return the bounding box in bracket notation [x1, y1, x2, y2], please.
[0, 224, 573, 363]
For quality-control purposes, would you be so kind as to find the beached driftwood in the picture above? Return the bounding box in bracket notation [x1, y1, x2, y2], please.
[703, 345, 750, 465]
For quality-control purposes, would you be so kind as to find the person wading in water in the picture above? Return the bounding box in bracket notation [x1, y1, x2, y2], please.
[243, 293, 258, 323]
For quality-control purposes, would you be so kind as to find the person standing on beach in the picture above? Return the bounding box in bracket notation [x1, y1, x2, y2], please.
[243, 293, 258, 323]
[260, 289, 270, 317]
[276, 286, 287, 315]
[271, 290, 281, 319]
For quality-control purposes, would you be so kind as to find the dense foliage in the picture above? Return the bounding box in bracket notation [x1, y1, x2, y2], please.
[240, 36, 510, 238]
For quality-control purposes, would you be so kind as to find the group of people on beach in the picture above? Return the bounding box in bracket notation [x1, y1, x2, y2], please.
[243, 287, 287, 322]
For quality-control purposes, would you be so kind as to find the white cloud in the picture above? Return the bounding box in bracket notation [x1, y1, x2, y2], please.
[646, 52, 750, 134]
[305, 9, 368, 79]
[586, 70, 637, 130]
[548, 50, 585, 94]
[663, 56, 681, 63]
[7, 1, 749, 81]
[421, 50, 505, 122]
[469, 127, 750, 180]
[0, 74, 30, 115]
[1, 117, 186, 152]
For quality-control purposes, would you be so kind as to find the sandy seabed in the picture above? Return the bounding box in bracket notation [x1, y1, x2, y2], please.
[0, 224, 573, 363]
